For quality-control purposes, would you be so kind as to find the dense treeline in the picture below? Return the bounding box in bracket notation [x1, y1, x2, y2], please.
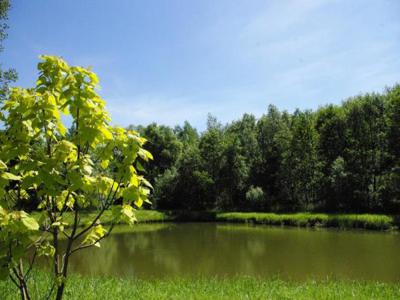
[131, 85, 400, 213]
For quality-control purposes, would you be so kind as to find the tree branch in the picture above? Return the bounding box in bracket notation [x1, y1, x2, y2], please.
[74, 180, 119, 240]
[70, 223, 115, 256]
[24, 249, 37, 281]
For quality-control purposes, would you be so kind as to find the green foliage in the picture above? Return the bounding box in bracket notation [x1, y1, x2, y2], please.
[169, 146, 215, 210]
[175, 121, 199, 146]
[0, 56, 152, 299]
[153, 167, 179, 209]
[132, 85, 400, 214]
[0, 207, 40, 279]
[278, 110, 321, 210]
[134, 123, 182, 185]
[245, 186, 265, 211]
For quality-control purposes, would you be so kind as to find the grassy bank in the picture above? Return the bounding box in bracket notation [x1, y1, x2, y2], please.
[1, 272, 400, 300]
[216, 212, 396, 230]
[33, 210, 398, 231]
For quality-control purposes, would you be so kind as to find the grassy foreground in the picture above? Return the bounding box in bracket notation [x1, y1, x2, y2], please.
[1, 272, 400, 300]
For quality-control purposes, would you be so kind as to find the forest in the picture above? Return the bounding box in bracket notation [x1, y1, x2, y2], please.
[134, 85, 400, 214]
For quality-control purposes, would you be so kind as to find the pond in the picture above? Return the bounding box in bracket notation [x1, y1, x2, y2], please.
[64, 223, 400, 281]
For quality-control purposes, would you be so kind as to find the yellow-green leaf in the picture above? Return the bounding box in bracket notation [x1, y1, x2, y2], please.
[21, 214, 39, 231]
[1, 172, 21, 181]
[0, 160, 7, 170]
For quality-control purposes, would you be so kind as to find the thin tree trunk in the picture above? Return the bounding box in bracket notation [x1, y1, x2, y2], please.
[55, 283, 65, 300]
[14, 261, 31, 300]
[19, 282, 31, 300]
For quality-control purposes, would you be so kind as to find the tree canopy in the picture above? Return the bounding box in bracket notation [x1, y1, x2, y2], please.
[136, 85, 400, 213]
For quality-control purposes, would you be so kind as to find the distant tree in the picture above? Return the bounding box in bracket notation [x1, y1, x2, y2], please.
[383, 85, 400, 211]
[328, 156, 347, 210]
[206, 113, 222, 131]
[173, 146, 214, 210]
[130, 85, 399, 214]
[0, 0, 17, 101]
[280, 110, 321, 211]
[227, 114, 259, 178]
[199, 122, 225, 199]
[175, 121, 199, 146]
[387, 85, 400, 160]
[216, 114, 259, 210]
[245, 186, 265, 211]
[315, 105, 346, 210]
[136, 123, 182, 184]
[343, 94, 388, 211]
[153, 167, 179, 209]
[218, 137, 250, 210]
[255, 105, 288, 209]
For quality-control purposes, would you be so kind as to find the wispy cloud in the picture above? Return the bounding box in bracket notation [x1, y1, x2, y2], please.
[106, 94, 210, 128]
[239, 0, 327, 41]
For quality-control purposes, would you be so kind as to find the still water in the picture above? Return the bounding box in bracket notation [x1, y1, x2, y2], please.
[65, 223, 400, 281]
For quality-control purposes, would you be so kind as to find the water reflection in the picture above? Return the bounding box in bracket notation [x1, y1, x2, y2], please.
[63, 223, 400, 281]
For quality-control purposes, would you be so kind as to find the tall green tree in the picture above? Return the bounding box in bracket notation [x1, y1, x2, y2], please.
[383, 85, 400, 211]
[217, 114, 258, 210]
[280, 110, 321, 211]
[255, 105, 288, 209]
[315, 105, 346, 210]
[343, 94, 388, 211]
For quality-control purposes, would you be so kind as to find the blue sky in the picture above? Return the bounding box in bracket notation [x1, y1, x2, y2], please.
[3, 0, 400, 130]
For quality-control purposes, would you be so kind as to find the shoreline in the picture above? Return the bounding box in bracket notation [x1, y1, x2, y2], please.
[48, 210, 399, 231]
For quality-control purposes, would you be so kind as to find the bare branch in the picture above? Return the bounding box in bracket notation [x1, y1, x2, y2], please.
[9, 274, 19, 288]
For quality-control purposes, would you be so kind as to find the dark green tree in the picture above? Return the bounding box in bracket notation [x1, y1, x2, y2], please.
[175, 121, 199, 146]
[255, 105, 288, 210]
[383, 85, 400, 211]
[280, 110, 321, 211]
[315, 105, 346, 210]
[343, 94, 388, 211]
[135, 123, 182, 184]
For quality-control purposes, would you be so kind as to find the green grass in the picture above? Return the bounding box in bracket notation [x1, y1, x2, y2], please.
[216, 212, 395, 230]
[1, 271, 400, 300]
[31, 210, 397, 231]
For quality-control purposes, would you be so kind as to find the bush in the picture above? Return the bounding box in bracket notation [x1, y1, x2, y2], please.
[246, 186, 265, 211]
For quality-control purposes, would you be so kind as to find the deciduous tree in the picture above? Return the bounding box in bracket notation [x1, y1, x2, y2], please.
[0, 56, 152, 300]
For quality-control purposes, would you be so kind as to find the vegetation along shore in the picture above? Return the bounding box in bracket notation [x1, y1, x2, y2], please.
[48, 210, 399, 231]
